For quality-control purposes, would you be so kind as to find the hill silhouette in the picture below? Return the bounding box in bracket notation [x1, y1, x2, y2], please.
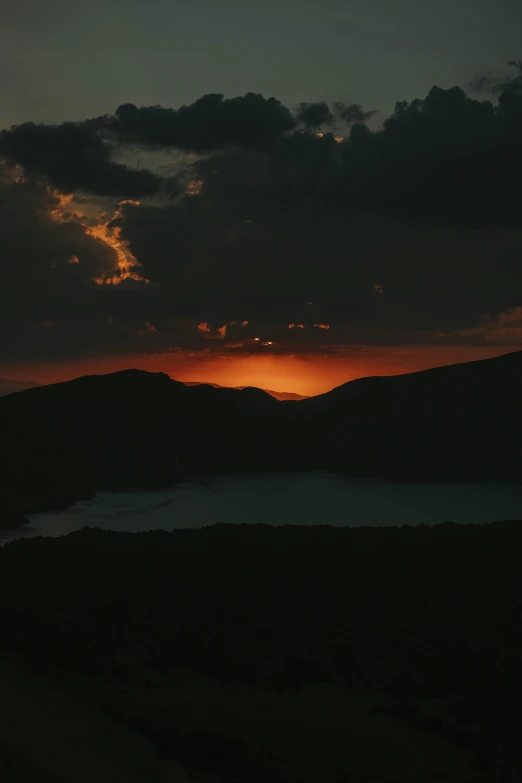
[0, 369, 282, 523]
[299, 349, 522, 479]
[1, 350, 521, 524]
[183, 381, 308, 401]
[0, 378, 40, 396]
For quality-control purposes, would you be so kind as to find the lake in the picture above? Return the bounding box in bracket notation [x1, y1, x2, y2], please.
[2, 471, 522, 544]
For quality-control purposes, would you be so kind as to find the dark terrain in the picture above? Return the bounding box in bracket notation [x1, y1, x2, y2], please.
[1, 349, 521, 526]
[1, 521, 522, 781]
[1, 351, 522, 780]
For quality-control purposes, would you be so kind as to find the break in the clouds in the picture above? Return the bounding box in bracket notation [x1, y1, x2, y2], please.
[0, 60, 521, 362]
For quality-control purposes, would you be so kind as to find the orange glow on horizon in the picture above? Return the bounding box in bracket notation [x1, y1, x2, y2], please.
[1, 345, 517, 398]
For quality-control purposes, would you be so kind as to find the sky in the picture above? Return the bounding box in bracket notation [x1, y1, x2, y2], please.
[0, 0, 521, 394]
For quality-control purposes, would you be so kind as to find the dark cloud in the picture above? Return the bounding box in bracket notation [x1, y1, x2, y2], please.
[109, 93, 296, 152]
[267, 82, 521, 227]
[294, 101, 376, 131]
[0, 169, 117, 309]
[116, 175, 522, 346]
[0, 93, 295, 197]
[4, 70, 520, 224]
[0, 122, 174, 197]
[295, 101, 334, 128]
[332, 102, 377, 125]
[2, 63, 522, 364]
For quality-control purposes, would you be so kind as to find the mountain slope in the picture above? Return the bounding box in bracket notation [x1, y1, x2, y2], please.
[301, 349, 522, 410]
[0, 370, 285, 518]
[300, 349, 522, 479]
[183, 381, 308, 401]
[0, 378, 40, 396]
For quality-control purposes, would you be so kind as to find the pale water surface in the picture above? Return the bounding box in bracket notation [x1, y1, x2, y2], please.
[2, 472, 522, 544]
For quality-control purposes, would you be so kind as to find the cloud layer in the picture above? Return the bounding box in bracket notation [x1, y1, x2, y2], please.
[1, 60, 521, 364]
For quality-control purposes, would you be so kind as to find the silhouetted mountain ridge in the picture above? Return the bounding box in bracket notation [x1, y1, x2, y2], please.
[300, 349, 522, 480]
[1, 349, 521, 524]
[184, 381, 308, 401]
[303, 349, 522, 409]
[0, 378, 41, 396]
[0, 368, 281, 523]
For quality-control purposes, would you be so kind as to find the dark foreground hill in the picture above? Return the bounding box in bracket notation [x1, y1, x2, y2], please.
[1, 521, 522, 781]
[299, 349, 522, 480]
[1, 350, 521, 523]
[0, 370, 284, 523]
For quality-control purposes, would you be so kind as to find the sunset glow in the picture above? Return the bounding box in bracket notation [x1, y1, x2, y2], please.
[1, 14, 521, 774]
[2, 56, 521, 414]
[0, 345, 515, 398]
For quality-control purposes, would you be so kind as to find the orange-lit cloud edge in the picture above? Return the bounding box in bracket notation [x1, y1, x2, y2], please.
[0, 345, 516, 398]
